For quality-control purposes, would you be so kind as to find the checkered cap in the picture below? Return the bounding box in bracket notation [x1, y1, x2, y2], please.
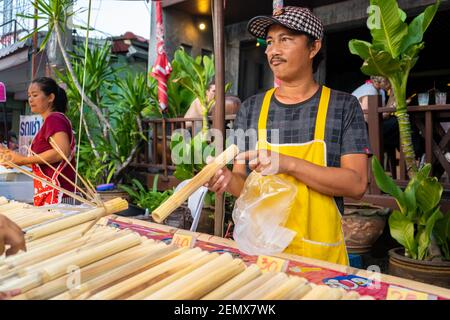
[247, 6, 323, 40]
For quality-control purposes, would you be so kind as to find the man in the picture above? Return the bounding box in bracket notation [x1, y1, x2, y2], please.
[0, 214, 26, 256]
[207, 7, 370, 265]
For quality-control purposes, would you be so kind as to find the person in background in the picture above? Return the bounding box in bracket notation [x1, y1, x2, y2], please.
[0, 77, 77, 206]
[184, 81, 216, 133]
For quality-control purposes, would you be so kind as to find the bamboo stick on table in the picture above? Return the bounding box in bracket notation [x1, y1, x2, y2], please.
[0, 196, 9, 205]
[341, 290, 361, 300]
[25, 198, 127, 241]
[284, 282, 313, 300]
[12, 240, 157, 300]
[152, 144, 239, 223]
[260, 275, 308, 300]
[146, 257, 246, 300]
[25, 222, 92, 249]
[56, 244, 180, 300]
[144, 252, 236, 300]
[241, 272, 289, 300]
[88, 247, 204, 300]
[14, 212, 64, 229]
[201, 264, 262, 300]
[0, 228, 122, 281]
[0, 232, 142, 294]
[222, 272, 276, 300]
[300, 284, 344, 300]
[128, 252, 217, 300]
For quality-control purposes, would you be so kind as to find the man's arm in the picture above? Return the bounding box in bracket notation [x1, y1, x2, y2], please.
[238, 150, 368, 200]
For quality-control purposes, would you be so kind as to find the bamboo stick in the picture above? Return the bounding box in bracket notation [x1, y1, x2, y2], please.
[25, 222, 92, 249]
[152, 144, 239, 223]
[284, 282, 312, 300]
[2, 160, 96, 207]
[0, 196, 9, 205]
[300, 285, 344, 300]
[240, 272, 288, 300]
[49, 138, 98, 201]
[12, 240, 157, 300]
[201, 264, 262, 300]
[28, 147, 95, 201]
[15, 211, 64, 229]
[88, 248, 204, 300]
[0, 228, 122, 281]
[222, 272, 276, 300]
[25, 198, 127, 241]
[144, 252, 237, 300]
[260, 276, 308, 300]
[53, 243, 177, 300]
[128, 252, 217, 300]
[0, 232, 142, 294]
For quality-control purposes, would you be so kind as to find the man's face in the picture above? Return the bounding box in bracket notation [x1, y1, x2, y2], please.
[265, 24, 320, 82]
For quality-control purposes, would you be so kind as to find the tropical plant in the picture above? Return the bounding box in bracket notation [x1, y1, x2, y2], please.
[171, 47, 216, 134]
[119, 176, 173, 213]
[349, 0, 440, 177]
[56, 43, 149, 185]
[19, 0, 112, 131]
[372, 157, 449, 261]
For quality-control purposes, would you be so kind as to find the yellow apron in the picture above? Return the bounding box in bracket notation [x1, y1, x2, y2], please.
[257, 86, 349, 265]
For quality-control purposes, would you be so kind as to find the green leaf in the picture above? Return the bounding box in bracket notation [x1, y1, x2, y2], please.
[417, 208, 443, 260]
[389, 210, 418, 259]
[361, 49, 402, 77]
[370, 0, 408, 58]
[349, 39, 372, 60]
[434, 212, 450, 260]
[372, 157, 406, 211]
[174, 165, 194, 181]
[416, 177, 443, 213]
[400, 0, 440, 53]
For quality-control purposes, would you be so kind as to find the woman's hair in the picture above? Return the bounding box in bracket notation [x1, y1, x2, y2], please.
[31, 77, 68, 113]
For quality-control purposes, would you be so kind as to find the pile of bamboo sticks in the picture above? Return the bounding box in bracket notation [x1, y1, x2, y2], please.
[0, 219, 374, 300]
[0, 197, 65, 229]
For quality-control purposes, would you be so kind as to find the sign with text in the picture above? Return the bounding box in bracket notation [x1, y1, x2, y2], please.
[19, 115, 43, 155]
[386, 285, 436, 300]
[171, 231, 197, 248]
[256, 255, 288, 273]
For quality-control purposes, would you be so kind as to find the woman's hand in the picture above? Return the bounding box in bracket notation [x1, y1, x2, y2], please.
[0, 149, 27, 168]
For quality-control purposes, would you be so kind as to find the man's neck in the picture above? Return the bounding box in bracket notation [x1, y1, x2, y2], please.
[275, 77, 320, 104]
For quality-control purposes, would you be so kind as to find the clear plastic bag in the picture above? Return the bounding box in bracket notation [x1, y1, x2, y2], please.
[232, 171, 297, 256]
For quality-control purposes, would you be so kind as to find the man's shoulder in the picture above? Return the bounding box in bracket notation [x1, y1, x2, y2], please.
[329, 88, 360, 107]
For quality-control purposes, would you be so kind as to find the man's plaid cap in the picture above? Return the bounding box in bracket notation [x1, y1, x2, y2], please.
[247, 6, 324, 40]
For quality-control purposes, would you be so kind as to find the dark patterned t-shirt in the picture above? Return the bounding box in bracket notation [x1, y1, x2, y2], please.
[231, 86, 371, 214]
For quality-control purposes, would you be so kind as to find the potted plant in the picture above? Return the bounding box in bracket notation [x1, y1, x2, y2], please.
[372, 157, 450, 288]
[119, 175, 173, 218]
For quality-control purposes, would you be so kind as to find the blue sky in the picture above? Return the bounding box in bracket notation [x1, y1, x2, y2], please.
[73, 0, 152, 39]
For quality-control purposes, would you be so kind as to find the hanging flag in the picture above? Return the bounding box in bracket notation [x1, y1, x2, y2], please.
[151, 0, 172, 113]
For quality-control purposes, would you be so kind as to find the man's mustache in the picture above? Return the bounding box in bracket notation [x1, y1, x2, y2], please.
[270, 56, 287, 63]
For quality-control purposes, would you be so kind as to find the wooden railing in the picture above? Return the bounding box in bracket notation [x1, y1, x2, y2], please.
[130, 115, 236, 180]
[363, 95, 450, 210]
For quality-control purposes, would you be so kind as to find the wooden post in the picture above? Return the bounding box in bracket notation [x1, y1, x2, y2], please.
[212, 0, 226, 237]
[367, 95, 382, 194]
[425, 111, 433, 175]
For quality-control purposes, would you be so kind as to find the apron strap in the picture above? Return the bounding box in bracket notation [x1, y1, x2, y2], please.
[314, 86, 331, 141]
[257, 86, 331, 142]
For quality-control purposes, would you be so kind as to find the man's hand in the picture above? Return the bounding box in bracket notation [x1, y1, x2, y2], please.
[236, 149, 290, 176]
[0, 214, 26, 256]
[204, 156, 234, 194]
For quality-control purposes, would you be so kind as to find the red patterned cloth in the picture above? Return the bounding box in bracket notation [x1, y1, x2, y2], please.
[151, 0, 171, 112]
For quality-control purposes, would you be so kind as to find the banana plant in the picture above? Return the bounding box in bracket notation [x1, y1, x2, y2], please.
[349, 0, 440, 177]
[171, 47, 216, 135]
[372, 157, 449, 260]
[18, 0, 112, 131]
